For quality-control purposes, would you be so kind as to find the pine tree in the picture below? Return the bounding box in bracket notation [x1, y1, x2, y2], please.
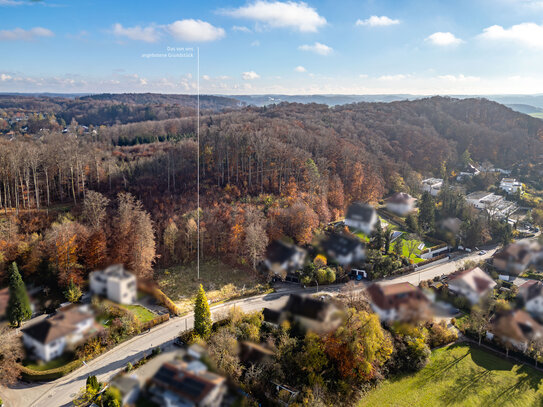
[6, 262, 32, 327]
[194, 284, 212, 338]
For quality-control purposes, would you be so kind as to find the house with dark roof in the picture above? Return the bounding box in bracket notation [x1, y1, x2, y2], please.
[344, 202, 378, 235]
[367, 282, 430, 322]
[264, 240, 306, 278]
[148, 359, 227, 407]
[493, 242, 543, 276]
[447, 267, 496, 305]
[21, 304, 98, 362]
[263, 294, 340, 334]
[322, 233, 366, 266]
[110, 376, 140, 407]
[385, 192, 417, 216]
[487, 310, 543, 352]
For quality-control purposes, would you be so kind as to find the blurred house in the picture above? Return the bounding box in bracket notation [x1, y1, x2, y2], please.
[238, 341, 274, 366]
[519, 280, 543, 318]
[90, 264, 137, 304]
[487, 310, 543, 352]
[264, 241, 306, 278]
[441, 217, 462, 237]
[500, 178, 522, 194]
[110, 376, 140, 406]
[148, 359, 227, 407]
[322, 234, 366, 266]
[421, 178, 443, 196]
[447, 267, 496, 305]
[263, 294, 340, 334]
[493, 242, 543, 276]
[344, 202, 378, 235]
[385, 192, 417, 216]
[456, 163, 480, 181]
[367, 282, 430, 322]
[21, 304, 99, 362]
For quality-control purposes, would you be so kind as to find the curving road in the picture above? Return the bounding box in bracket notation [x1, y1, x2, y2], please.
[0, 243, 526, 407]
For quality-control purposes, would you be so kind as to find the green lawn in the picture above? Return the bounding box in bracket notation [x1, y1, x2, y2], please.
[24, 353, 76, 371]
[119, 304, 156, 323]
[359, 343, 543, 407]
[390, 233, 426, 263]
[157, 260, 265, 313]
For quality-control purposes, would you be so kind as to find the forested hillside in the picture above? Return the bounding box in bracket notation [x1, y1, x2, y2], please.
[0, 95, 541, 288]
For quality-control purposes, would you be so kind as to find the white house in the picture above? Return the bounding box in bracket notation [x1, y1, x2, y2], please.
[90, 264, 137, 304]
[21, 304, 97, 362]
[323, 234, 366, 266]
[519, 280, 543, 318]
[466, 191, 518, 219]
[367, 282, 429, 322]
[456, 163, 480, 181]
[447, 267, 496, 305]
[344, 202, 378, 235]
[500, 178, 522, 194]
[385, 192, 417, 216]
[421, 178, 443, 196]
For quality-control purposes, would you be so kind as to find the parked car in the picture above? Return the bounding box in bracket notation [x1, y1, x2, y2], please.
[479, 250, 487, 255]
[173, 337, 185, 347]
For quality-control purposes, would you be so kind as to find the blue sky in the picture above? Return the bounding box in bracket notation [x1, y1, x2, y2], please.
[2, 0, 543, 94]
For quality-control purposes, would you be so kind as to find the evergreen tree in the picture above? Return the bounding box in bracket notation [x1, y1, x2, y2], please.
[384, 231, 391, 254]
[370, 220, 385, 250]
[194, 284, 212, 338]
[6, 262, 32, 327]
[418, 192, 436, 233]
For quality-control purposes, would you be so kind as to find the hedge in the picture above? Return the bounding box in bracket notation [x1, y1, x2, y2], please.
[140, 313, 169, 330]
[20, 359, 83, 382]
[138, 283, 181, 316]
[377, 208, 408, 228]
[420, 243, 448, 254]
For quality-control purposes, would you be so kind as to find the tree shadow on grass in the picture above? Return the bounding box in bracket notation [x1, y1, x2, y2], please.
[438, 367, 495, 406]
[412, 344, 470, 387]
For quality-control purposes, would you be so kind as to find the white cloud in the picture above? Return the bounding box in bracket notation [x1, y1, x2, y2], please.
[378, 74, 406, 80]
[479, 22, 543, 48]
[294, 65, 306, 72]
[298, 42, 333, 56]
[355, 16, 400, 27]
[232, 25, 252, 33]
[426, 32, 463, 46]
[0, 74, 12, 81]
[359, 74, 368, 78]
[251, 40, 260, 46]
[139, 78, 148, 85]
[0, 27, 53, 41]
[222, 1, 326, 32]
[167, 19, 225, 42]
[0, 0, 24, 5]
[112, 23, 159, 43]
[437, 74, 480, 82]
[202, 75, 211, 81]
[242, 71, 260, 80]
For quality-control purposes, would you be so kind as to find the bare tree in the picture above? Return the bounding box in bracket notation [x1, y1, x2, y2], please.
[82, 190, 110, 230]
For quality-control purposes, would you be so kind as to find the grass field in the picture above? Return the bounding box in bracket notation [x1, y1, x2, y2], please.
[120, 304, 156, 323]
[157, 260, 266, 313]
[359, 343, 543, 407]
[390, 233, 426, 263]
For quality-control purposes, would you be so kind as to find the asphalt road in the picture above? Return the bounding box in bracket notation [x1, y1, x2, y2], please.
[0, 243, 530, 407]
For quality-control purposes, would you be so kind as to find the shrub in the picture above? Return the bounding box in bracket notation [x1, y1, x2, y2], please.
[126, 362, 133, 372]
[138, 283, 181, 315]
[315, 268, 327, 284]
[425, 321, 458, 348]
[314, 254, 327, 268]
[324, 268, 336, 284]
[20, 359, 83, 381]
